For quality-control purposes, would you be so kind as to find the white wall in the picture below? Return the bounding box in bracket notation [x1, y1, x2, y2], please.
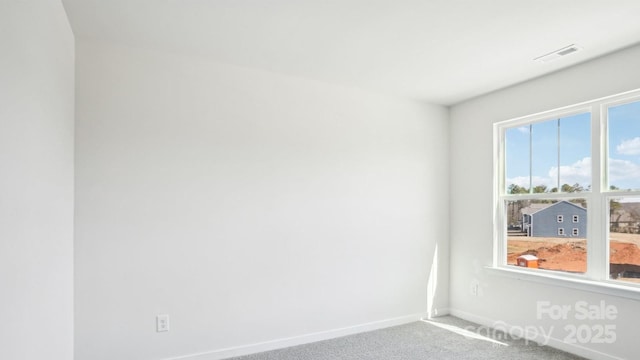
[0, 1, 75, 359]
[74, 41, 449, 360]
[450, 44, 640, 360]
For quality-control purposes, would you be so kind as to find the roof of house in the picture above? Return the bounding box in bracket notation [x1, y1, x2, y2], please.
[521, 203, 553, 215]
[521, 200, 586, 216]
[611, 203, 640, 222]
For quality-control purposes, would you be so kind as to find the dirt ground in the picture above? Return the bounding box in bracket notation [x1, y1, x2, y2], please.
[507, 232, 640, 280]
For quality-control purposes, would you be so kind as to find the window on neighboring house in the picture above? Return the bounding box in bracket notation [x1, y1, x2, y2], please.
[496, 89, 640, 287]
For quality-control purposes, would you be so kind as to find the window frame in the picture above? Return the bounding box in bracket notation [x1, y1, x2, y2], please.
[493, 88, 640, 293]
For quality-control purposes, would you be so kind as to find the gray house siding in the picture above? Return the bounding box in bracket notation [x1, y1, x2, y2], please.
[523, 201, 587, 237]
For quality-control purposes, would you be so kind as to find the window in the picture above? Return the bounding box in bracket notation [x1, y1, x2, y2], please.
[495, 89, 640, 287]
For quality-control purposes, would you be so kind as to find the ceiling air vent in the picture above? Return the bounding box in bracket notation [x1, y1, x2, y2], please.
[534, 44, 581, 63]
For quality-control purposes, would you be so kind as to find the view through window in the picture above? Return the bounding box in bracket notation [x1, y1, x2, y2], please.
[607, 100, 640, 284]
[504, 113, 590, 274]
[497, 92, 640, 284]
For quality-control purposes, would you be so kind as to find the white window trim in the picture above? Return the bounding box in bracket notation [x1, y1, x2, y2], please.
[573, 215, 579, 223]
[493, 88, 640, 294]
[573, 228, 579, 236]
[485, 266, 640, 301]
[558, 228, 565, 236]
[557, 215, 564, 223]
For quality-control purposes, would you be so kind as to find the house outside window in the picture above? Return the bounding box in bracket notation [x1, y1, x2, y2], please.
[495, 89, 640, 286]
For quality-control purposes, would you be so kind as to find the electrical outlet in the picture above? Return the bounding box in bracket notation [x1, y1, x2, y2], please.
[470, 281, 480, 296]
[157, 314, 170, 332]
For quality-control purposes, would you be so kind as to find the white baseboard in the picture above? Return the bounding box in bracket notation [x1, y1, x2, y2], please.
[449, 308, 623, 360]
[427, 307, 450, 318]
[165, 312, 430, 360]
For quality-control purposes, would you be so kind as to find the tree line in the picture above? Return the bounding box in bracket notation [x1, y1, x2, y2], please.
[506, 183, 640, 233]
[507, 183, 588, 194]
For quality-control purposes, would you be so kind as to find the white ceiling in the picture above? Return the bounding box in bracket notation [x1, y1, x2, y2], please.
[62, 0, 640, 105]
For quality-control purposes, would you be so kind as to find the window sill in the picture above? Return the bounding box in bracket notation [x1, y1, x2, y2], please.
[485, 266, 640, 301]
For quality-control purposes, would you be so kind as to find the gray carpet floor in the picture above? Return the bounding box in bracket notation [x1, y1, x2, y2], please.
[228, 316, 585, 360]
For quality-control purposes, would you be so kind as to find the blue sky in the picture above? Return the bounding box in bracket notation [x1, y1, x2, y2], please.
[608, 101, 640, 190]
[506, 101, 640, 192]
[506, 112, 591, 191]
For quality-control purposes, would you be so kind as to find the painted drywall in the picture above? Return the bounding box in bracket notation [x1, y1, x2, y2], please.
[74, 41, 449, 360]
[450, 44, 640, 360]
[0, 1, 75, 359]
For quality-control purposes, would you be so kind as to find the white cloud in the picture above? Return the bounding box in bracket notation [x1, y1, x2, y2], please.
[609, 158, 640, 186]
[506, 157, 640, 191]
[548, 157, 592, 187]
[505, 176, 553, 189]
[517, 126, 530, 134]
[616, 137, 640, 155]
[506, 157, 592, 190]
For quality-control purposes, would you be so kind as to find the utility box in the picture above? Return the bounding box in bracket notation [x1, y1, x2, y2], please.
[517, 254, 539, 268]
